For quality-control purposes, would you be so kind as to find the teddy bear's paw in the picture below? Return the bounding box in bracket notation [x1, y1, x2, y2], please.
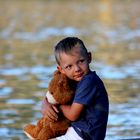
[24, 124, 41, 139]
[24, 131, 35, 140]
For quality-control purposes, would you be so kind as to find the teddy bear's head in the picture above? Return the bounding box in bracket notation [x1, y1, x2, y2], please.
[46, 70, 76, 105]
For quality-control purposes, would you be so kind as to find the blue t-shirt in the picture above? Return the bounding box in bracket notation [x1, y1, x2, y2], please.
[71, 71, 109, 140]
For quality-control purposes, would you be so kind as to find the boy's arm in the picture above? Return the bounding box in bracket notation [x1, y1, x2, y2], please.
[60, 103, 84, 121]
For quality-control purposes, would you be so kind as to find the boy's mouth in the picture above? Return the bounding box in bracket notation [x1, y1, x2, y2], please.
[74, 73, 84, 79]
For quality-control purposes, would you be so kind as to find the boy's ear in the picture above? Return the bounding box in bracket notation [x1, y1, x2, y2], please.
[57, 66, 65, 74]
[88, 52, 92, 63]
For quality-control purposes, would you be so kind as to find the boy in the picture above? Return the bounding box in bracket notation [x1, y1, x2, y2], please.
[42, 37, 109, 140]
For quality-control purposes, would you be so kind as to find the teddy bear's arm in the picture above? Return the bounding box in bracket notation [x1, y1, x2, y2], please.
[49, 116, 71, 136]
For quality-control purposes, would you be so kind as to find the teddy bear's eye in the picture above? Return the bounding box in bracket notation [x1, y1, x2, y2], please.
[51, 92, 53, 95]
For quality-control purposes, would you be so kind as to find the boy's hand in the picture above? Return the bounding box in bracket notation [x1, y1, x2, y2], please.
[41, 98, 59, 122]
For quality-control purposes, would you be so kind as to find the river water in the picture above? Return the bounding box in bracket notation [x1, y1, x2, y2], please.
[0, 0, 140, 140]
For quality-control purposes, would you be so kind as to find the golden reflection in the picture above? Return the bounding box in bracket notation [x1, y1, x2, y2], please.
[98, 0, 113, 26]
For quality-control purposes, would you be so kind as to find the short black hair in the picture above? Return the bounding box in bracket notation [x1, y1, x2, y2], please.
[54, 37, 88, 65]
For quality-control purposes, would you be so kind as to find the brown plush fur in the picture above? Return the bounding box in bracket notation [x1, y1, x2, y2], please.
[24, 70, 76, 140]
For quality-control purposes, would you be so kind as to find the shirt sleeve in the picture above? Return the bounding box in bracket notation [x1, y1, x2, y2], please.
[73, 76, 98, 106]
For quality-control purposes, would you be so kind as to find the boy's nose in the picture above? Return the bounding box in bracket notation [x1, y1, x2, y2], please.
[74, 64, 81, 72]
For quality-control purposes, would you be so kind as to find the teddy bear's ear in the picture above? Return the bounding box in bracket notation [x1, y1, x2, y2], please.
[53, 70, 60, 76]
[54, 70, 63, 79]
[53, 70, 66, 82]
[58, 74, 65, 85]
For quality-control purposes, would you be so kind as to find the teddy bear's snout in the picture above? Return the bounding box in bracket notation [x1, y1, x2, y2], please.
[46, 91, 58, 104]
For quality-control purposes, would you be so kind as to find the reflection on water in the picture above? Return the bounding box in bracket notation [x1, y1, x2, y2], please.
[1, 26, 79, 42]
[0, 0, 140, 139]
[95, 61, 140, 79]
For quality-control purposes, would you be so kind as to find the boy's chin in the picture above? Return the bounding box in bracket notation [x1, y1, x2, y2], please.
[74, 77, 83, 81]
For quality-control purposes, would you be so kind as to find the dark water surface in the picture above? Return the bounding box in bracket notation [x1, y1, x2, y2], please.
[0, 0, 140, 139]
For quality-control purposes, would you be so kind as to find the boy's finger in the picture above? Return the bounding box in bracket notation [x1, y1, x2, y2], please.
[47, 113, 57, 121]
[52, 105, 59, 113]
[47, 107, 58, 121]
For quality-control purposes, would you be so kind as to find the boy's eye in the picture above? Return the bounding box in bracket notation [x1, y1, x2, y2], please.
[65, 65, 72, 70]
[79, 59, 85, 63]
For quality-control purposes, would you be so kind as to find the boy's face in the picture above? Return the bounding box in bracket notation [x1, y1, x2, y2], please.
[57, 46, 91, 81]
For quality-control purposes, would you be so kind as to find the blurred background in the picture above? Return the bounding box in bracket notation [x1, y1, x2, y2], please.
[0, 0, 140, 139]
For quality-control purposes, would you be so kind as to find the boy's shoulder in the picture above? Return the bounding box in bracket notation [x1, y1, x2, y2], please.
[83, 71, 100, 82]
[79, 71, 103, 87]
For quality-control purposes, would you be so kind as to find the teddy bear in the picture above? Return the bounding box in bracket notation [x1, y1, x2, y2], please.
[24, 70, 76, 140]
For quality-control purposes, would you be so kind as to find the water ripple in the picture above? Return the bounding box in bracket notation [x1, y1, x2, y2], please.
[0, 87, 13, 97]
[6, 99, 35, 104]
[0, 65, 57, 76]
[94, 61, 140, 79]
[0, 27, 79, 42]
